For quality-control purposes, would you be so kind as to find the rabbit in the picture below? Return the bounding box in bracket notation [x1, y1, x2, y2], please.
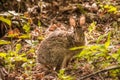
[37, 15, 86, 71]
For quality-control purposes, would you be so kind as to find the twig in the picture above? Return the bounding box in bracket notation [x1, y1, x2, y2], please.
[79, 65, 120, 80]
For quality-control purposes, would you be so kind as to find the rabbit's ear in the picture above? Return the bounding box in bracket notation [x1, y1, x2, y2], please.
[69, 16, 76, 27]
[79, 14, 86, 26]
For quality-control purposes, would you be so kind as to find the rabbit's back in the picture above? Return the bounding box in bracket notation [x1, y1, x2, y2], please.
[37, 30, 73, 70]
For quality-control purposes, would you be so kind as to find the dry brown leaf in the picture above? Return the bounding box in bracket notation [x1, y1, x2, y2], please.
[56, 23, 66, 30]
[8, 28, 20, 37]
[22, 73, 28, 79]
[35, 72, 45, 80]
[49, 24, 57, 31]
[24, 12, 30, 18]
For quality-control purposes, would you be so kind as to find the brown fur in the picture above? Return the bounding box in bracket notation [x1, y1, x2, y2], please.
[37, 15, 85, 71]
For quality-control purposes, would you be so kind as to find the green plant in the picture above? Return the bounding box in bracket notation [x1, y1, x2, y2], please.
[0, 43, 35, 73]
[100, 4, 118, 14]
[0, 40, 11, 45]
[88, 21, 97, 33]
[0, 16, 11, 26]
[58, 69, 74, 80]
[71, 32, 120, 78]
[75, 32, 111, 67]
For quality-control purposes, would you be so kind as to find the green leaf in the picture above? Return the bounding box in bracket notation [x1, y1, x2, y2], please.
[38, 36, 44, 40]
[104, 5, 117, 14]
[88, 21, 96, 33]
[23, 24, 30, 33]
[15, 44, 21, 53]
[14, 56, 27, 62]
[59, 69, 65, 75]
[117, 49, 120, 54]
[58, 69, 74, 80]
[111, 53, 119, 60]
[0, 40, 11, 45]
[69, 46, 85, 50]
[78, 49, 90, 58]
[108, 7, 117, 13]
[0, 53, 7, 58]
[19, 34, 31, 39]
[0, 16, 11, 26]
[77, 4, 85, 14]
[104, 32, 111, 48]
[7, 33, 18, 38]
[38, 21, 41, 27]
[97, 34, 107, 43]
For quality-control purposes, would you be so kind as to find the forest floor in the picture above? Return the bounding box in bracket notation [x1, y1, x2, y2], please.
[0, 0, 120, 80]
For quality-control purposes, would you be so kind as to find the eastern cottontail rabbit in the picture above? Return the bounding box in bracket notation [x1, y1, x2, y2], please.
[37, 15, 86, 71]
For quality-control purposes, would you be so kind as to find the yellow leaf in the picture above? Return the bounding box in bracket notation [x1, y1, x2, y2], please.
[0, 16, 11, 26]
[0, 40, 11, 45]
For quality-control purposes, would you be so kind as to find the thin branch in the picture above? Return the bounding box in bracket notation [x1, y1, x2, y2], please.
[79, 65, 120, 80]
